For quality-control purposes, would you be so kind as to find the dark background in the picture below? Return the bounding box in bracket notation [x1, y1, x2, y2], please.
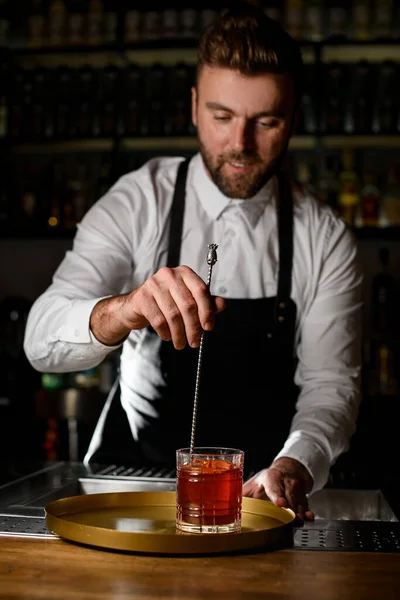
[0, 1, 399, 487]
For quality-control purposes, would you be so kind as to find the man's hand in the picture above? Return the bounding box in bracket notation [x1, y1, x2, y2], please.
[242, 457, 315, 520]
[90, 266, 226, 348]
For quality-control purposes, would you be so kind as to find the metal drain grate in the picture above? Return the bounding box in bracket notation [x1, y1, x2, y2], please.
[0, 515, 50, 538]
[294, 522, 400, 552]
[91, 464, 175, 478]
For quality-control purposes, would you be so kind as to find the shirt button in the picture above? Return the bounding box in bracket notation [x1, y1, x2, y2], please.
[219, 287, 227, 294]
[226, 229, 235, 238]
[74, 330, 80, 338]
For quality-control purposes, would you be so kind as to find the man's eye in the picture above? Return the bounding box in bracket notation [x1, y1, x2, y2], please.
[258, 120, 277, 128]
[214, 115, 230, 121]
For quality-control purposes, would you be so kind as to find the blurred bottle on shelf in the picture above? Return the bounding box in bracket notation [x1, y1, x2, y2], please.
[338, 149, 359, 226]
[359, 170, 381, 227]
[319, 155, 339, 211]
[352, 0, 372, 40]
[54, 66, 73, 138]
[48, 0, 67, 46]
[162, 7, 179, 39]
[296, 160, 315, 195]
[180, 1, 198, 39]
[145, 63, 168, 136]
[167, 62, 192, 136]
[326, 0, 349, 39]
[298, 64, 316, 134]
[67, 0, 87, 46]
[27, 0, 46, 48]
[372, 61, 398, 134]
[48, 160, 64, 229]
[103, 0, 117, 45]
[199, 7, 219, 31]
[75, 65, 96, 138]
[284, 0, 303, 39]
[97, 64, 119, 137]
[304, 0, 324, 41]
[0, 0, 10, 47]
[123, 4, 141, 43]
[368, 247, 398, 396]
[121, 64, 143, 136]
[87, 0, 104, 46]
[381, 165, 400, 226]
[321, 63, 347, 134]
[344, 60, 373, 134]
[142, 3, 161, 41]
[373, 0, 394, 39]
[20, 165, 40, 226]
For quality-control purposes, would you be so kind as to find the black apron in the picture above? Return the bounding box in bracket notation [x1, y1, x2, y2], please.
[85, 160, 299, 475]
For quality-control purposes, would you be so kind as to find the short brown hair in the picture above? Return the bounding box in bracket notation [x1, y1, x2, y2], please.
[197, 2, 303, 103]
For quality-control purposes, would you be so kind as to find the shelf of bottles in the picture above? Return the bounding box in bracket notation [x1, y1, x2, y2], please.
[0, 1, 400, 238]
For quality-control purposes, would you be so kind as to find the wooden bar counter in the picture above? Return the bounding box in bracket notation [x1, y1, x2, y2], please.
[1, 536, 399, 600]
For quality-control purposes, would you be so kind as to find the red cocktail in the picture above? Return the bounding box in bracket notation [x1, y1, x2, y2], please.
[176, 447, 244, 533]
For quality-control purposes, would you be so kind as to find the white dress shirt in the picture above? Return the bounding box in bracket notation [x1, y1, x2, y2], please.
[24, 153, 363, 492]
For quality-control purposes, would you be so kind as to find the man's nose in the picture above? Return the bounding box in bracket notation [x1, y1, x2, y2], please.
[232, 121, 255, 152]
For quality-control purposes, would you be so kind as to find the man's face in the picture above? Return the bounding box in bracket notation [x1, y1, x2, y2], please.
[192, 66, 297, 199]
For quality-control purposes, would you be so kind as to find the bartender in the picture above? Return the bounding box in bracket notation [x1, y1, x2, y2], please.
[24, 3, 362, 521]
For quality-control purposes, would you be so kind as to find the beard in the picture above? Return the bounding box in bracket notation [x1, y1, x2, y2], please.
[198, 137, 289, 200]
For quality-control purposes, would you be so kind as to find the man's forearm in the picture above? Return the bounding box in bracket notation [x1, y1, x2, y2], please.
[90, 295, 131, 346]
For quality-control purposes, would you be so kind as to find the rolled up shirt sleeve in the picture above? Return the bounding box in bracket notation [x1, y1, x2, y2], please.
[24, 183, 136, 373]
[274, 220, 363, 493]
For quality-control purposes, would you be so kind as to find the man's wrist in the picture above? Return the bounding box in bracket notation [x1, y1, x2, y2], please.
[270, 457, 313, 493]
[90, 296, 130, 346]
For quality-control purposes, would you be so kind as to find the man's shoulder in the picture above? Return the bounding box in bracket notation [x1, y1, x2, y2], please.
[292, 183, 356, 254]
[115, 156, 186, 192]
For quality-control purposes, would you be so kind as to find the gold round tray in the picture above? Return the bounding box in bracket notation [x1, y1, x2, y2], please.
[45, 491, 295, 555]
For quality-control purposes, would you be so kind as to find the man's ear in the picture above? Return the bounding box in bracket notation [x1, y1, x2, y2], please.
[191, 86, 198, 128]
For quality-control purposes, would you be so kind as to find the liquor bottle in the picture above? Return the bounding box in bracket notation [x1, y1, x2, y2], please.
[20, 165, 40, 226]
[295, 161, 315, 195]
[344, 60, 373, 135]
[87, 0, 104, 46]
[353, 0, 372, 40]
[54, 66, 73, 138]
[75, 65, 96, 137]
[9, 69, 24, 138]
[47, 161, 64, 228]
[373, 0, 393, 39]
[27, 0, 46, 48]
[67, 0, 87, 46]
[381, 165, 400, 226]
[321, 62, 347, 134]
[180, 1, 198, 39]
[98, 65, 119, 136]
[142, 5, 160, 41]
[0, 0, 10, 47]
[263, 1, 283, 24]
[68, 163, 88, 222]
[319, 155, 339, 211]
[121, 64, 143, 136]
[48, 0, 67, 46]
[372, 61, 398, 134]
[124, 4, 141, 43]
[299, 64, 317, 134]
[168, 63, 192, 136]
[30, 67, 48, 140]
[304, 0, 324, 41]
[338, 149, 359, 226]
[369, 247, 398, 396]
[360, 171, 381, 226]
[326, 0, 348, 39]
[284, 0, 304, 39]
[199, 7, 219, 32]
[144, 64, 167, 136]
[162, 7, 179, 39]
[103, 0, 117, 45]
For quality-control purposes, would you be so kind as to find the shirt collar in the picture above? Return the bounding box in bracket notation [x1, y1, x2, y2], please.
[191, 153, 275, 228]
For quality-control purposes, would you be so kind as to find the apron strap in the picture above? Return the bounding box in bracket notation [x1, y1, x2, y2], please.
[275, 172, 294, 326]
[166, 159, 190, 268]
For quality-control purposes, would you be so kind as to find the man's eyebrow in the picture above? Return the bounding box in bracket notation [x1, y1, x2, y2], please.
[205, 102, 285, 119]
